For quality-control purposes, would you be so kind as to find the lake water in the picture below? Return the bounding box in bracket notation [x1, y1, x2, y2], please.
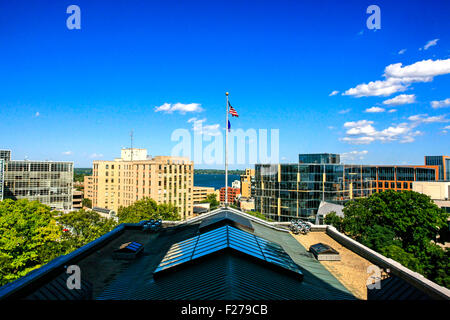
[194, 174, 241, 190]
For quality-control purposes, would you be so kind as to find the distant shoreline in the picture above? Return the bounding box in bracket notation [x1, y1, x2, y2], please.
[194, 169, 245, 175]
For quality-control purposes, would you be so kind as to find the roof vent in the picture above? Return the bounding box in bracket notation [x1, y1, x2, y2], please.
[143, 219, 162, 232]
[112, 241, 144, 260]
[309, 243, 340, 261]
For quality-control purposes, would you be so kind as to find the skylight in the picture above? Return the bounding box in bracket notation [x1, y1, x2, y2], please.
[153, 225, 303, 279]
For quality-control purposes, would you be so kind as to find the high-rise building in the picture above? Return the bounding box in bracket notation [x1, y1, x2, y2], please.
[1, 151, 73, 210]
[425, 156, 450, 181]
[254, 153, 439, 222]
[91, 148, 194, 220]
[83, 175, 94, 200]
[0, 159, 4, 201]
[0, 150, 11, 162]
[240, 168, 255, 198]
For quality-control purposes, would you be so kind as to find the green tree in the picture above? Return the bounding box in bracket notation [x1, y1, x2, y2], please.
[324, 212, 344, 231]
[380, 244, 423, 273]
[118, 197, 180, 223]
[57, 209, 117, 249]
[340, 190, 450, 288]
[200, 193, 220, 210]
[0, 199, 67, 286]
[82, 198, 92, 208]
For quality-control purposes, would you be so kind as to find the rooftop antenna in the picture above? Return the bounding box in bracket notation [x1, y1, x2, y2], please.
[130, 129, 134, 162]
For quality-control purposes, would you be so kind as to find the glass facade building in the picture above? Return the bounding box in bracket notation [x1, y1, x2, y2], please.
[3, 159, 73, 211]
[299, 153, 340, 164]
[425, 156, 450, 181]
[254, 154, 439, 222]
[0, 150, 11, 162]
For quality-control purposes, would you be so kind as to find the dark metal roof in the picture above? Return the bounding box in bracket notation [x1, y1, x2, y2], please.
[25, 272, 92, 300]
[198, 210, 254, 233]
[368, 275, 431, 300]
[98, 253, 354, 300]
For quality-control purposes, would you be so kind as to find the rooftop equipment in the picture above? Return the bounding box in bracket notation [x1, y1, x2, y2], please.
[112, 241, 144, 260]
[309, 243, 341, 261]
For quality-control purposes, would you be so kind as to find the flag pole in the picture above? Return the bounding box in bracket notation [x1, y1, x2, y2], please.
[225, 92, 229, 207]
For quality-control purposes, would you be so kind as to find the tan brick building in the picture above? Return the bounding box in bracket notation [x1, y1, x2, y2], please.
[192, 186, 216, 204]
[240, 168, 255, 198]
[91, 148, 194, 220]
[84, 175, 94, 200]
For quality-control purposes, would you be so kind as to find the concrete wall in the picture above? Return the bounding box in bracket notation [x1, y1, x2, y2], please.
[413, 181, 450, 200]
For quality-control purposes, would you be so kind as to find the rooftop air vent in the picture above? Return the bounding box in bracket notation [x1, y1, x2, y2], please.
[112, 241, 144, 260]
[309, 243, 340, 261]
[143, 219, 162, 232]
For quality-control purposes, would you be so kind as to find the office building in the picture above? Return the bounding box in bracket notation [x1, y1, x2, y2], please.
[299, 153, 340, 164]
[254, 153, 439, 222]
[192, 186, 216, 204]
[1, 150, 73, 211]
[220, 187, 240, 204]
[72, 189, 83, 210]
[0, 159, 4, 201]
[0, 150, 11, 162]
[231, 180, 241, 189]
[240, 168, 255, 198]
[91, 148, 194, 220]
[425, 156, 450, 181]
[83, 175, 94, 200]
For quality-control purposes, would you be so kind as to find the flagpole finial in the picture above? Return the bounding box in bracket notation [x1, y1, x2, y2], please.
[225, 92, 229, 96]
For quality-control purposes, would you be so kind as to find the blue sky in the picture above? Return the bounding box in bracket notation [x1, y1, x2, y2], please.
[0, 0, 449, 168]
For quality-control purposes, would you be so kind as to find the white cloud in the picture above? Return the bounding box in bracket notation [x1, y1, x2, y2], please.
[388, 109, 397, 113]
[329, 90, 339, 96]
[365, 107, 385, 113]
[343, 78, 407, 97]
[343, 58, 450, 97]
[344, 120, 374, 128]
[443, 125, 450, 130]
[338, 108, 351, 114]
[431, 98, 450, 109]
[62, 151, 73, 155]
[421, 39, 439, 50]
[155, 102, 203, 114]
[382, 94, 416, 106]
[340, 150, 369, 161]
[408, 114, 449, 124]
[398, 49, 407, 55]
[89, 153, 104, 159]
[384, 59, 450, 80]
[340, 117, 431, 145]
[35, 112, 40, 117]
[189, 118, 221, 136]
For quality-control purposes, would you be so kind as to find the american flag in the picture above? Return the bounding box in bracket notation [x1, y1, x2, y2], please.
[228, 103, 239, 117]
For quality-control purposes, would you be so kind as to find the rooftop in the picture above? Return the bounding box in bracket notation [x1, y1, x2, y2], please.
[0, 207, 449, 300]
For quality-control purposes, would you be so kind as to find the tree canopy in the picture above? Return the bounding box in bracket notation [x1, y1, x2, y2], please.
[325, 190, 450, 288]
[57, 209, 117, 250]
[0, 199, 119, 286]
[200, 193, 220, 210]
[0, 199, 66, 285]
[117, 197, 180, 223]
